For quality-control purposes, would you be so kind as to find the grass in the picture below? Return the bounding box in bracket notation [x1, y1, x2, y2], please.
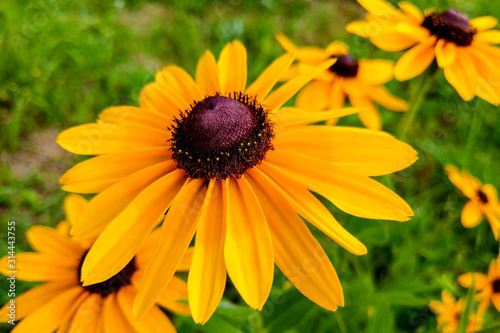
[1, 0, 500, 332]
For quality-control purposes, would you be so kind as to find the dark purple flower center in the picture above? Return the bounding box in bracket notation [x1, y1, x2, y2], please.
[78, 251, 136, 297]
[169, 93, 274, 180]
[478, 190, 489, 204]
[493, 279, 500, 293]
[329, 54, 359, 77]
[421, 9, 477, 46]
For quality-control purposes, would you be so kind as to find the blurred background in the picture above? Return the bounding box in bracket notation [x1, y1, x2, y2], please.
[1, 0, 500, 332]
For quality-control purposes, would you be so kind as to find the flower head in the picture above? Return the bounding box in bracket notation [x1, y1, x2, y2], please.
[429, 290, 483, 333]
[458, 253, 500, 313]
[276, 33, 408, 130]
[0, 194, 191, 332]
[347, 0, 500, 104]
[445, 165, 500, 238]
[57, 40, 417, 323]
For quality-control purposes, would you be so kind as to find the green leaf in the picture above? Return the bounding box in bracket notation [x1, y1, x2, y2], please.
[457, 279, 475, 333]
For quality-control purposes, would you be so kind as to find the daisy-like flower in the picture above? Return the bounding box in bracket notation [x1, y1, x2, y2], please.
[429, 290, 483, 333]
[445, 165, 500, 238]
[346, 0, 500, 104]
[0, 194, 191, 333]
[458, 253, 500, 313]
[56, 40, 417, 323]
[276, 33, 408, 130]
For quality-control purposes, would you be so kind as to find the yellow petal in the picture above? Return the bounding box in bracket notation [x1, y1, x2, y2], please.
[475, 30, 500, 44]
[0, 253, 78, 281]
[272, 107, 362, 130]
[357, 59, 394, 85]
[470, 16, 499, 32]
[81, 170, 186, 285]
[252, 167, 366, 255]
[246, 169, 343, 310]
[394, 39, 435, 81]
[0, 279, 75, 322]
[444, 165, 480, 199]
[57, 123, 168, 155]
[133, 179, 206, 319]
[188, 180, 227, 324]
[156, 65, 204, 104]
[71, 161, 178, 239]
[156, 276, 191, 316]
[98, 106, 172, 131]
[273, 126, 417, 177]
[358, 0, 397, 14]
[60, 147, 172, 194]
[63, 194, 88, 225]
[117, 285, 177, 333]
[246, 53, 295, 101]
[328, 80, 346, 110]
[262, 151, 413, 221]
[485, 211, 500, 240]
[370, 30, 420, 52]
[177, 247, 194, 272]
[104, 293, 136, 333]
[139, 82, 190, 116]
[12, 286, 84, 333]
[443, 48, 478, 101]
[218, 40, 247, 94]
[461, 201, 484, 228]
[435, 39, 456, 67]
[398, 1, 424, 22]
[365, 86, 409, 111]
[348, 94, 381, 130]
[275, 33, 328, 63]
[196, 50, 220, 97]
[26, 225, 85, 258]
[69, 293, 103, 333]
[325, 41, 350, 56]
[295, 80, 330, 110]
[264, 59, 335, 112]
[224, 177, 274, 310]
[457, 273, 490, 290]
[345, 21, 371, 38]
[492, 294, 500, 312]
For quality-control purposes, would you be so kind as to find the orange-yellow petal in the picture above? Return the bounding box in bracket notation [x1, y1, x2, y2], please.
[394, 38, 436, 81]
[461, 201, 484, 228]
[457, 273, 490, 290]
[196, 50, 220, 97]
[218, 40, 247, 94]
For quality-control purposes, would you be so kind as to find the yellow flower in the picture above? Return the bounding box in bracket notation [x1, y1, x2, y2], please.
[445, 165, 500, 238]
[458, 254, 500, 313]
[276, 33, 408, 130]
[0, 194, 191, 333]
[429, 290, 483, 333]
[56, 40, 417, 323]
[346, 0, 500, 104]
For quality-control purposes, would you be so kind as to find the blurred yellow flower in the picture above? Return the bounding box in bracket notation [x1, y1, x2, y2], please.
[347, 0, 500, 104]
[445, 165, 500, 238]
[276, 33, 408, 130]
[57, 40, 417, 323]
[429, 290, 483, 333]
[0, 194, 191, 333]
[458, 254, 500, 313]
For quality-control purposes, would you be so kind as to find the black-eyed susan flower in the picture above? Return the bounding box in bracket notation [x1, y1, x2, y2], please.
[346, 0, 500, 105]
[56, 40, 418, 323]
[458, 253, 500, 313]
[276, 33, 408, 130]
[445, 165, 500, 239]
[0, 194, 191, 333]
[429, 290, 483, 333]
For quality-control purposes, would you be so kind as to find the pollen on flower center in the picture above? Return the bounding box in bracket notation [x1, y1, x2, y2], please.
[329, 54, 359, 77]
[78, 251, 136, 297]
[478, 190, 489, 204]
[421, 9, 477, 46]
[169, 93, 274, 180]
[493, 279, 500, 293]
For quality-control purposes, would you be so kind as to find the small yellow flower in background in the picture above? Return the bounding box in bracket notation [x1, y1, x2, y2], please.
[57, 40, 418, 323]
[458, 254, 500, 313]
[0, 194, 191, 333]
[445, 165, 500, 238]
[276, 33, 408, 130]
[347, 0, 500, 104]
[429, 290, 484, 333]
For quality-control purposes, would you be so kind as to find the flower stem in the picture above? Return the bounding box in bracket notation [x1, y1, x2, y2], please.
[396, 62, 437, 141]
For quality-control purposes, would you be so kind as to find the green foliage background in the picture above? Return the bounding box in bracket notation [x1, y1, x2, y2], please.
[1, 0, 500, 332]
